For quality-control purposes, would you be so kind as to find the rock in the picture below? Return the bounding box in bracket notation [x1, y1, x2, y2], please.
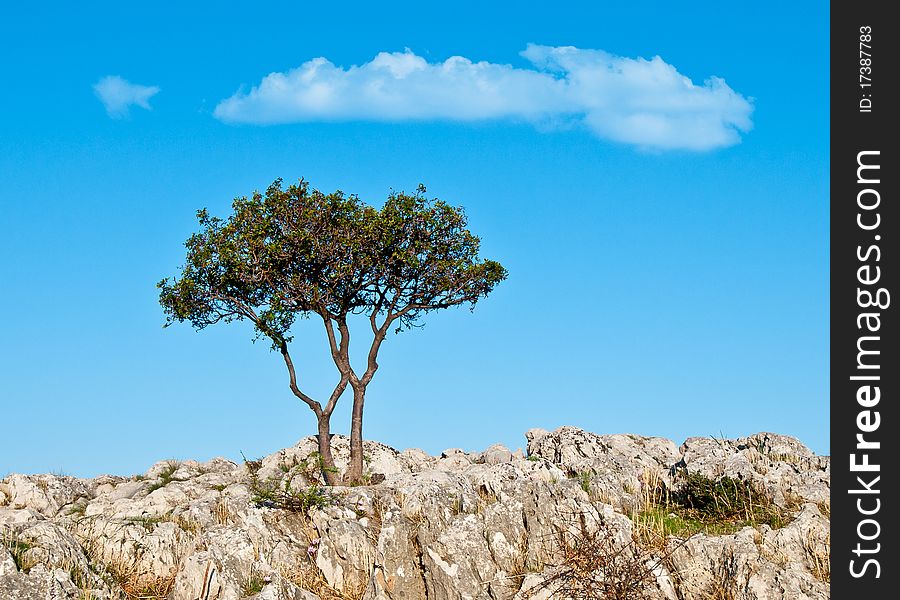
[0, 427, 830, 600]
[172, 553, 223, 600]
[527, 426, 681, 511]
[480, 444, 514, 465]
[679, 433, 830, 507]
[0, 545, 16, 577]
[0, 474, 93, 518]
[524, 428, 549, 444]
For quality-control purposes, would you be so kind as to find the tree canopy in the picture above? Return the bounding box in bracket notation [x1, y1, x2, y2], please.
[159, 179, 506, 483]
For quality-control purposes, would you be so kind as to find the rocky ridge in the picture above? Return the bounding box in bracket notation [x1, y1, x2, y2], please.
[1, 427, 830, 599]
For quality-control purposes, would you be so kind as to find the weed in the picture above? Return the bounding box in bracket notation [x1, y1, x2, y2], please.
[1, 528, 38, 572]
[122, 512, 200, 535]
[706, 548, 738, 600]
[802, 528, 830, 583]
[146, 460, 182, 493]
[299, 451, 340, 482]
[477, 486, 498, 507]
[279, 562, 369, 600]
[678, 473, 783, 527]
[527, 508, 689, 600]
[73, 521, 183, 600]
[250, 475, 334, 513]
[449, 494, 463, 516]
[214, 497, 232, 525]
[68, 501, 88, 517]
[123, 515, 164, 532]
[242, 567, 268, 596]
[631, 472, 792, 544]
[241, 452, 263, 474]
[576, 471, 593, 495]
[171, 514, 202, 534]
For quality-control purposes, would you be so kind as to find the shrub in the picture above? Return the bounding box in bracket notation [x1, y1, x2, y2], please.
[248, 469, 334, 513]
[528, 508, 688, 600]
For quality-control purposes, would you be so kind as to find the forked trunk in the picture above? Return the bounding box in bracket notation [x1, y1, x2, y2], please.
[317, 415, 340, 486]
[345, 384, 366, 484]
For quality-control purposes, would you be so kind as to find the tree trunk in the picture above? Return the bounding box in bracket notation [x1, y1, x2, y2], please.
[317, 414, 340, 486]
[345, 384, 367, 484]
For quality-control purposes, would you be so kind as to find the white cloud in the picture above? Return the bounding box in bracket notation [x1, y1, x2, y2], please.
[93, 76, 160, 119]
[214, 44, 753, 151]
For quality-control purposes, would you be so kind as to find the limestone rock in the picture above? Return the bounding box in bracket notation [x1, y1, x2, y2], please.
[1, 427, 830, 600]
[678, 432, 830, 506]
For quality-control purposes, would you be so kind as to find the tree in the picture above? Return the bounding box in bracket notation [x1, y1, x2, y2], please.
[158, 179, 507, 484]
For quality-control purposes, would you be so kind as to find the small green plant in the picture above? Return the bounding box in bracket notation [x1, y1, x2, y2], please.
[632, 472, 791, 544]
[294, 451, 340, 483]
[526, 455, 539, 462]
[577, 471, 593, 495]
[242, 567, 267, 596]
[124, 515, 165, 532]
[67, 501, 88, 517]
[1, 528, 37, 572]
[147, 460, 182, 493]
[679, 473, 781, 525]
[241, 452, 263, 475]
[250, 475, 334, 513]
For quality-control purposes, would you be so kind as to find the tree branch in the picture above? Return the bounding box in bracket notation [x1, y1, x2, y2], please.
[279, 341, 323, 417]
[323, 317, 342, 366]
[323, 372, 350, 417]
[336, 318, 359, 385]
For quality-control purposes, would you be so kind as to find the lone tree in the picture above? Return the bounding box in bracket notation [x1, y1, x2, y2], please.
[158, 179, 506, 484]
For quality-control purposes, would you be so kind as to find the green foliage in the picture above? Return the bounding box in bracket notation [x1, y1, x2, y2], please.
[246, 452, 334, 513]
[307, 451, 339, 475]
[1, 528, 36, 572]
[678, 473, 778, 524]
[634, 505, 748, 538]
[158, 179, 507, 346]
[67, 501, 88, 517]
[249, 475, 334, 513]
[146, 460, 181, 493]
[577, 471, 593, 494]
[160, 178, 507, 486]
[634, 473, 790, 540]
[242, 569, 267, 596]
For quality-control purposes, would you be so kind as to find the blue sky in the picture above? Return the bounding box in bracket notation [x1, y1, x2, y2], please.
[0, 2, 829, 476]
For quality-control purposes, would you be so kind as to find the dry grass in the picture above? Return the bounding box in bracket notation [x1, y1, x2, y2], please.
[802, 528, 830, 583]
[214, 496, 233, 525]
[122, 512, 201, 535]
[631, 470, 793, 545]
[705, 548, 739, 600]
[71, 517, 185, 600]
[278, 562, 370, 600]
[526, 507, 687, 600]
[1, 527, 39, 572]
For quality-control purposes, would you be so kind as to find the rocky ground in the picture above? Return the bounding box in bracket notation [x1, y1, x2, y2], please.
[1, 427, 830, 600]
